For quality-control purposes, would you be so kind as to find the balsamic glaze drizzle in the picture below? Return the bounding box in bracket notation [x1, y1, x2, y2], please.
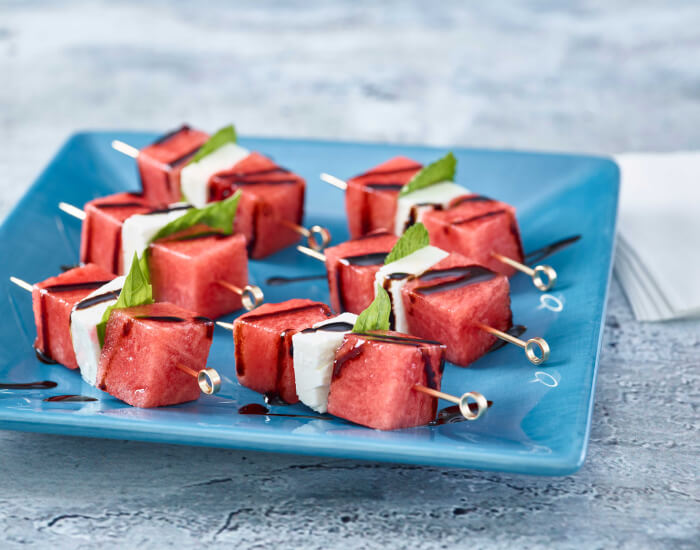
[238, 403, 331, 420]
[413, 266, 497, 295]
[301, 321, 354, 334]
[265, 274, 327, 286]
[134, 315, 186, 323]
[44, 395, 98, 402]
[428, 401, 494, 426]
[152, 124, 190, 145]
[0, 380, 57, 390]
[452, 209, 507, 226]
[34, 348, 57, 364]
[74, 289, 121, 310]
[524, 235, 582, 264]
[43, 280, 114, 293]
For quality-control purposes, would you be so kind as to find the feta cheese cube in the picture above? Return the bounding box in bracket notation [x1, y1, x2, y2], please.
[70, 276, 125, 386]
[394, 181, 470, 235]
[291, 312, 357, 413]
[180, 143, 250, 207]
[374, 245, 449, 332]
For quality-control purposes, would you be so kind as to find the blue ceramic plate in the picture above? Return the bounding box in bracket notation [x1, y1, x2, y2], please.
[0, 132, 619, 475]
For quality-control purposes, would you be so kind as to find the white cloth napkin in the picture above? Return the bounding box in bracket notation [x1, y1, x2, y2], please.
[614, 151, 700, 321]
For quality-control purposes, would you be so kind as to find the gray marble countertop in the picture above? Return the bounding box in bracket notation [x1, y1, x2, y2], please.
[1, 2, 698, 548]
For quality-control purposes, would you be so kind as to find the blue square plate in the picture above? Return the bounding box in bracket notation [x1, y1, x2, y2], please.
[0, 132, 619, 475]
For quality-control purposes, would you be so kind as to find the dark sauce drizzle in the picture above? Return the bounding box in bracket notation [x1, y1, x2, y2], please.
[134, 315, 186, 323]
[0, 380, 57, 390]
[335, 247, 392, 312]
[414, 266, 497, 295]
[301, 321, 354, 334]
[452, 209, 507, 226]
[34, 347, 57, 364]
[94, 201, 148, 210]
[238, 403, 332, 420]
[449, 195, 495, 208]
[265, 274, 327, 286]
[44, 395, 98, 402]
[43, 280, 113, 293]
[524, 235, 582, 264]
[143, 204, 193, 216]
[74, 289, 121, 310]
[151, 124, 190, 145]
[429, 401, 494, 426]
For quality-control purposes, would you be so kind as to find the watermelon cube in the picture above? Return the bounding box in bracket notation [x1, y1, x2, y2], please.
[97, 302, 214, 408]
[345, 157, 422, 239]
[402, 253, 512, 366]
[31, 264, 115, 369]
[80, 192, 152, 275]
[327, 331, 446, 430]
[233, 299, 331, 404]
[208, 152, 306, 258]
[137, 125, 210, 205]
[149, 233, 249, 319]
[422, 195, 524, 276]
[323, 230, 398, 314]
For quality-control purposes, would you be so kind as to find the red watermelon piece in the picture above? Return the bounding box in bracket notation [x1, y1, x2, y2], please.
[422, 195, 524, 276]
[149, 233, 249, 319]
[97, 302, 214, 408]
[138, 125, 210, 205]
[31, 264, 115, 369]
[208, 152, 306, 258]
[324, 231, 398, 314]
[80, 192, 152, 275]
[402, 253, 512, 366]
[345, 157, 422, 239]
[233, 299, 331, 404]
[327, 331, 446, 430]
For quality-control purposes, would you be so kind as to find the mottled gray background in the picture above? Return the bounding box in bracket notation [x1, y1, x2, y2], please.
[1, 1, 699, 549]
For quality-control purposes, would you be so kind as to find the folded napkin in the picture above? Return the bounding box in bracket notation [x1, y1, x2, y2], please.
[614, 151, 700, 321]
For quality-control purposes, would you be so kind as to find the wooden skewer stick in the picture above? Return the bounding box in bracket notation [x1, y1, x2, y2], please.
[476, 323, 550, 365]
[413, 385, 488, 421]
[319, 172, 559, 291]
[215, 321, 234, 332]
[57, 202, 265, 310]
[174, 363, 222, 395]
[112, 140, 139, 158]
[278, 219, 331, 251]
[216, 280, 264, 311]
[10, 276, 33, 292]
[490, 252, 557, 292]
[297, 245, 327, 262]
[10, 276, 222, 394]
[320, 172, 348, 191]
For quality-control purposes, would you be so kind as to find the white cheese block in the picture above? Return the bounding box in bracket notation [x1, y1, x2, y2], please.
[291, 312, 358, 413]
[374, 245, 449, 333]
[120, 204, 191, 273]
[394, 181, 470, 235]
[70, 276, 125, 386]
[180, 143, 251, 207]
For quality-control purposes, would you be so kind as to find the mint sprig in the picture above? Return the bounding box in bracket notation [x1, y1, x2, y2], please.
[150, 190, 241, 243]
[96, 253, 154, 347]
[384, 222, 430, 264]
[399, 152, 456, 197]
[352, 286, 391, 333]
[186, 124, 237, 166]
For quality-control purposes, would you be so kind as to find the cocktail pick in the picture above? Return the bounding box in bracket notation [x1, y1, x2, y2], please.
[112, 140, 331, 251]
[296, 245, 550, 365]
[9, 276, 222, 395]
[413, 385, 488, 420]
[318, 173, 558, 291]
[57, 202, 264, 310]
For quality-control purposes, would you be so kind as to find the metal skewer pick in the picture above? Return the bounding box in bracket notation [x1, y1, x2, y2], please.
[319, 172, 559, 291]
[413, 385, 488, 421]
[57, 202, 264, 311]
[111, 141, 332, 251]
[9, 276, 222, 394]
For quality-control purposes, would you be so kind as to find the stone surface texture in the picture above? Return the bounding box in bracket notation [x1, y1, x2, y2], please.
[1, 1, 699, 549]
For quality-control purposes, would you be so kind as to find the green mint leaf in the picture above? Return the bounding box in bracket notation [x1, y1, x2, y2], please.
[138, 249, 151, 284]
[186, 124, 237, 166]
[384, 222, 430, 264]
[96, 253, 154, 347]
[398, 152, 457, 197]
[149, 190, 241, 243]
[352, 285, 391, 333]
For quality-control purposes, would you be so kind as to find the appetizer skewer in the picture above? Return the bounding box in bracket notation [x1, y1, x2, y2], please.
[298, 224, 550, 366]
[10, 261, 221, 404]
[112, 124, 331, 258]
[58, 192, 264, 317]
[320, 155, 558, 291]
[218, 299, 489, 430]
